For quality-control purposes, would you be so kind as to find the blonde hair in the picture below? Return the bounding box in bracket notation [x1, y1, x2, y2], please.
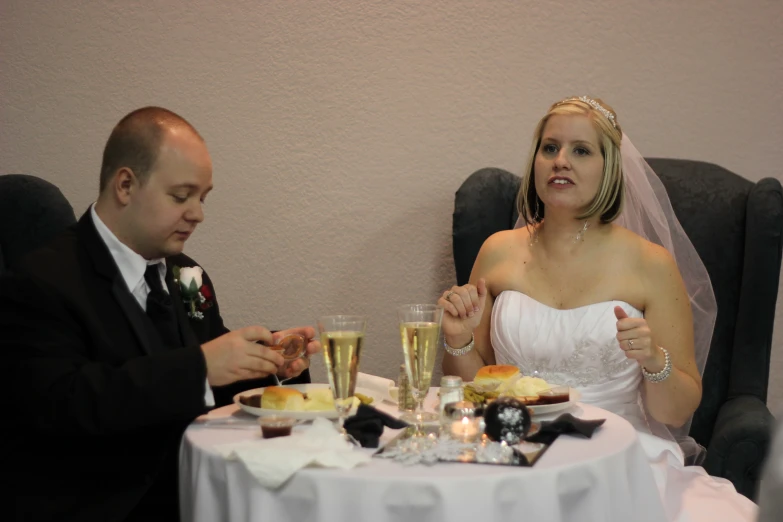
[517, 96, 624, 225]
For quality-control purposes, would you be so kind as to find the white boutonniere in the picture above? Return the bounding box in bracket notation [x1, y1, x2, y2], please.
[172, 265, 213, 320]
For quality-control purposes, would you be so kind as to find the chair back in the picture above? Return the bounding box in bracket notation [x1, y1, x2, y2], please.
[0, 174, 76, 273]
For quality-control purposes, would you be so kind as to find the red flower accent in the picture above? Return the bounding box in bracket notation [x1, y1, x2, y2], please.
[199, 284, 214, 311]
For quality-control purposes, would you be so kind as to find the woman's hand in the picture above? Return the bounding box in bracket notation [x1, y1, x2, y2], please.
[439, 278, 488, 341]
[614, 306, 665, 371]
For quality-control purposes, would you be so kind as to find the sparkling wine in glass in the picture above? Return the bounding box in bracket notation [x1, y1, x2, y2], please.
[398, 304, 444, 425]
[318, 315, 367, 441]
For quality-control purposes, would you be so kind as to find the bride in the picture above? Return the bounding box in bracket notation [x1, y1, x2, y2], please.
[440, 96, 756, 521]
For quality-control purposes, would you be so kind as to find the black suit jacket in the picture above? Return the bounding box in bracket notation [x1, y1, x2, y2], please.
[0, 211, 308, 521]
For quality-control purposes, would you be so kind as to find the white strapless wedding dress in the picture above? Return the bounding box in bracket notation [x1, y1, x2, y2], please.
[491, 290, 757, 522]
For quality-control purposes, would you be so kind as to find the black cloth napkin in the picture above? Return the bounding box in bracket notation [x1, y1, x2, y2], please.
[525, 413, 605, 445]
[344, 404, 409, 448]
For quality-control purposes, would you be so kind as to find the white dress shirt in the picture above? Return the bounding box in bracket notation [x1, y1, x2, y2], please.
[90, 204, 215, 406]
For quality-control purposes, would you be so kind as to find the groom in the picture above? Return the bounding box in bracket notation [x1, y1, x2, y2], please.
[0, 107, 320, 521]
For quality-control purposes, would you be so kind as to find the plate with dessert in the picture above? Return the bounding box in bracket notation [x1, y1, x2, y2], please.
[234, 383, 381, 420]
[463, 365, 581, 416]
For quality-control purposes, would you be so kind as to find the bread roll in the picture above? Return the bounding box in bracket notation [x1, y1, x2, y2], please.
[473, 365, 520, 388]
[261, 386, 306, 411]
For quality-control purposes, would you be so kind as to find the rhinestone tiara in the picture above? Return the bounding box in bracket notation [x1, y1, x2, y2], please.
[558, 96, 617, 129]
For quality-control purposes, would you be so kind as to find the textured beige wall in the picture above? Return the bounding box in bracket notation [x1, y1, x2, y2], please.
[2, 0, 782, 411]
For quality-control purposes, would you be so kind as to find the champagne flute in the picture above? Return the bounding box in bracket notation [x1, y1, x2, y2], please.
[318, 315, 367, 442]
[398, 304, 444, 426]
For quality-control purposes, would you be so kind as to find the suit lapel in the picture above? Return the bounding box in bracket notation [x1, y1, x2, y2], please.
[78, 211, 157, 356]
[166, 259, 199, 348]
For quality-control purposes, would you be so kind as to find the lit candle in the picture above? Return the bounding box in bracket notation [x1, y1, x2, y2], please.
[451, 416, 479, 443]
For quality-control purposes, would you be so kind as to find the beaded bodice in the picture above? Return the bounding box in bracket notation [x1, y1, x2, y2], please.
[491, 291, 646, 419]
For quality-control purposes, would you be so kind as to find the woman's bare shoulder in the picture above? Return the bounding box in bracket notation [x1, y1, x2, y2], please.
[471, 228, 529, 280]
[480, 228, 529, 255]
[611, 225, 679, 280]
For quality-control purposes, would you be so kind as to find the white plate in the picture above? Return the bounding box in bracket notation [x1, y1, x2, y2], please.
[233, 383, 382, 420]
[463, 383, 581, 416]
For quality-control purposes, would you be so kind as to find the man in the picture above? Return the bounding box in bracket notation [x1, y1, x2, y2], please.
[0, 107, 320, 521]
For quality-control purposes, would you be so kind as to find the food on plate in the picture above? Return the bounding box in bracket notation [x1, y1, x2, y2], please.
[239, 394, 263, 407]
[507, 376, 552, 396]
[238, 386, 372, 412]
[354, 392, 374, 405]
[303, 388, 336, 411]
[261, 386, 306, 410]
[532, 387, 571, 405]
[463, 372, 571, 407]
[463, 385, 501, 404]
[473, 364, 520, 388]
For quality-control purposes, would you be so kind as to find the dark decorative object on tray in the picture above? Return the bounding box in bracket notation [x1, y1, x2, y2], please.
[484, 397, 532, 444]
[344, 404, 409, 448]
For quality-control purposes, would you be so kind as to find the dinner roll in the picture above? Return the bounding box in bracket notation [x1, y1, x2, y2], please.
[473, 365, 520, 388]
[261, 386, 306, 411]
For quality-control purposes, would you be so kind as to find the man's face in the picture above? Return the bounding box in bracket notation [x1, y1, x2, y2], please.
[125, 128, 213, 259]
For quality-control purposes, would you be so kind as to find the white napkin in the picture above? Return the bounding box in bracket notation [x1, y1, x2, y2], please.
[216, 418, 371, 488]
[356, 372, 396, 403]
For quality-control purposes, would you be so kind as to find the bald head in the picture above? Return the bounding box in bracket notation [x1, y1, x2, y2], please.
[99, 107, 204, 193]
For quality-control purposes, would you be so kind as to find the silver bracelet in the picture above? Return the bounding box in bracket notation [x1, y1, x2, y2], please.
[444, 334, 475, 356]
[642, 346, 672, 383]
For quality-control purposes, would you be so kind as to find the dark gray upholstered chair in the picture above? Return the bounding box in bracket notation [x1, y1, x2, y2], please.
[452, 161, 783, 499]
[0, 174, 76, 273]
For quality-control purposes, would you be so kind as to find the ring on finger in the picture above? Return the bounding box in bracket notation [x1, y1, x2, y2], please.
[445, 291, 455, 301]
[628, 339, 634, 348]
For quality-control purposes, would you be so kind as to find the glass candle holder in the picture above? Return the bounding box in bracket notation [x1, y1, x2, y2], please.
[450, 416, 481, 443]
[442, 400, 483, 443]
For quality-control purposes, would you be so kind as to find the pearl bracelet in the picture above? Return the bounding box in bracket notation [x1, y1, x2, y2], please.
[444, 334, 475, 356]
[642, 346, 672, 383]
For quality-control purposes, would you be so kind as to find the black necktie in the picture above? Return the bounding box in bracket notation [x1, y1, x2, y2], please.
[144, 264, 181, 348]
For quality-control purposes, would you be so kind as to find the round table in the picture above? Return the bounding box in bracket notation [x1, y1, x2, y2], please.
[180, 391, 668, 522]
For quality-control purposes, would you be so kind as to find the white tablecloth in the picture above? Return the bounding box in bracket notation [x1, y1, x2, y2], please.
[180, 390, 668, 522]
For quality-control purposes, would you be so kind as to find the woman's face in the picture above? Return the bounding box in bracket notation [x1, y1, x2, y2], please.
[533, 114, 605, 216]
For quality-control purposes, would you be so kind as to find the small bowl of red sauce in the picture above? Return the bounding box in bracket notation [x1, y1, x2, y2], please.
[258, 416, 297, 439]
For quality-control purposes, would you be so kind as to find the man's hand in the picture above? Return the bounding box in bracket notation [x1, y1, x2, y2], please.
[201, 326, 285, 386]
[272, 326, 321, 380]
